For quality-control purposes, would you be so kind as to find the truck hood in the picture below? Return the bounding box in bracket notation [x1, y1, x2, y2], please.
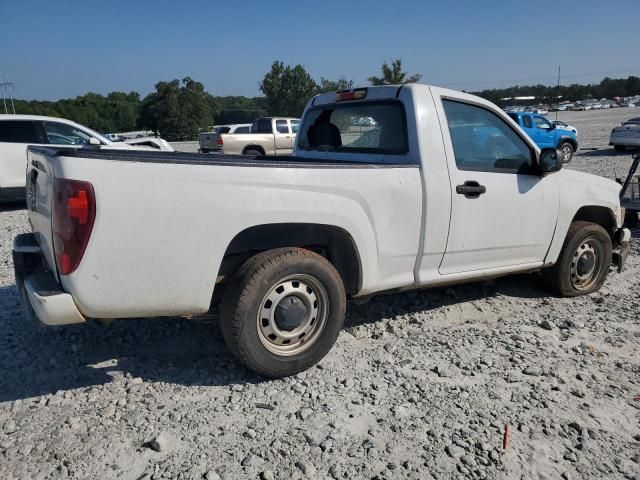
[556, 169, 621, 196]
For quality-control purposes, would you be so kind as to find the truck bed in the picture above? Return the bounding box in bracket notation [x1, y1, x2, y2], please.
[26, 146, 422, 319]
[30, 146, 415, 169]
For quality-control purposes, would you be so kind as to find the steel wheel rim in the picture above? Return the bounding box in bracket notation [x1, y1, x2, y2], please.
[570, 238, 602, 291]
[562, 145, 572, 162]
[257, 274, 328, 356]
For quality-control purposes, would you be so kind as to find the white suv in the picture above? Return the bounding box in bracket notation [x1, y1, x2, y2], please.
[0, 115, 136, 201]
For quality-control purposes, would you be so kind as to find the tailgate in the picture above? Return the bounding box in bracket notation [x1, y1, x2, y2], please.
[26, 148, 58, 278]
[198, 132, 221, 150]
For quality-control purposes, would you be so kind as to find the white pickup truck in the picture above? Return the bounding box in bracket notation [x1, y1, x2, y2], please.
[14, 84, 631, 378]
[202, 117, 300, 156]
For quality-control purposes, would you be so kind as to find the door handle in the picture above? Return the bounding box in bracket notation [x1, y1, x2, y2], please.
[456, 181, 486, 198]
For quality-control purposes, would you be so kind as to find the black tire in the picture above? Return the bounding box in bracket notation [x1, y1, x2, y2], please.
[559, 142, 574, 163]
[542, 221, 612, 297]
[614, 145, 626, 153]
[243, 149, 263, 156]
[220, 248, 346, 378]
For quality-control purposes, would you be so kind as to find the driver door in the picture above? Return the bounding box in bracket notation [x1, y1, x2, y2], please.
[438, 99, 559, 274]
[531, 115, 555, 149]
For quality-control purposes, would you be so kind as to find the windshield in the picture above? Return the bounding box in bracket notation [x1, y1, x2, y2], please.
[297, 101, 408, 154]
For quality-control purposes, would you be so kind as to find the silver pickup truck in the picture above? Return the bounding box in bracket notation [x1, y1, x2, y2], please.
[199, 117, 300, 156]
[198, 124, 251, 153]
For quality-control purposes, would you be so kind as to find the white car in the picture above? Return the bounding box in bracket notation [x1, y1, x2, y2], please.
[610, 117, 640, 152]
[552, 120, 578, 135]
[0, 114, 162, 201]
[14, 84, 631, 377]
[122, 136, 174, 151]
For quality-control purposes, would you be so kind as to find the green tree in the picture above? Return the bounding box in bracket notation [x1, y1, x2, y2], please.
[316, 77, 354, 94]
[260, 61, 318, 117]
[138, 77, 212, 140]
[368, 59, 422, 86]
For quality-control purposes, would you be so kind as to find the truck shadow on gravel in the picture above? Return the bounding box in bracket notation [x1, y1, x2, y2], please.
[0, 274, 548, 402]
[577, 148, 638, 158]
[0, 201, 26, 212]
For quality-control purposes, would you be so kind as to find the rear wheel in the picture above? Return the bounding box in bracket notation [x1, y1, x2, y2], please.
[559, 142, 574, 162]
[614, 145, 626, 153]
[542, 221, 612, 297]
[243, 149, 263, 156]
[220, 248, 346, 377]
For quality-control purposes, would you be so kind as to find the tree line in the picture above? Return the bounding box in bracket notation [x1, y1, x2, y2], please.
[7, 59, 640, 141]
[474, 76, 640, 106]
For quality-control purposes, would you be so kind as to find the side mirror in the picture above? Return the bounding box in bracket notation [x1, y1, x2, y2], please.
[539, 148, 563, 174]
[89, 137, 101, 146]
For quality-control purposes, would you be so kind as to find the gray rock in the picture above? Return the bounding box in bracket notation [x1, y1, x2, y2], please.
[540, 319, 555, 330]
[260, 472, 275, 480]
[148, 432, 174, 452]
[523, 366, 543, 376]
[295, 461, 316, 475]
[446, 444, 465, 459]
[205, 471, 222, 480]
[3, 420, 19, 434]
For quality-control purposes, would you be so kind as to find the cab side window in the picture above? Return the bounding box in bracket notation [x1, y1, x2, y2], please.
[533, 116, 552, 129]
[275, 119, 290, 134]
[443, 100, 535, 174]
[0, 121, 40, 143]
[522, 116, 533, 128]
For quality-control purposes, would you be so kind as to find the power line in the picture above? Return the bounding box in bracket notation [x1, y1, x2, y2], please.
[439, 67, 640, 89]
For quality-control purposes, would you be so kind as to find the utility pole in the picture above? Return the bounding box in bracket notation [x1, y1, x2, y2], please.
[0, 76, 16, 114]
[555, 65, 561, 121]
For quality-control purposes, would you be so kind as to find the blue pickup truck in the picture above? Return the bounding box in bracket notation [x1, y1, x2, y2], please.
[507, 112, 578, 162]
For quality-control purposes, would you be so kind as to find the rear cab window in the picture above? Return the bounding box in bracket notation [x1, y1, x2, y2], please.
[0, 120, 41, 143]
[252, 118, 273, 133]
[297, 101, 408, 155]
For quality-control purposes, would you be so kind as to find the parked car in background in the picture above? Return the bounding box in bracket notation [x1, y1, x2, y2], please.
[13, 84, 630, 377]
[103, 133, 125, 142]
[609, 117, 640, 152]
[507, 112, 578, 162]
[211, 117, 300, 156]
[552, 120, 578, 135]
[0, 114, 156, 201]
[122, 136, 174, 151]
[199, 124, 252, 153]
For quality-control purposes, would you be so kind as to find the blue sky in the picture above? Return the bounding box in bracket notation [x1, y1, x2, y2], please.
[1, 0, 639, 100]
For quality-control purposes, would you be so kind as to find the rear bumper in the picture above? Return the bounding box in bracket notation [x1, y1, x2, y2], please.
[13, 233, 86, 326]
[610, 135, 640, 146]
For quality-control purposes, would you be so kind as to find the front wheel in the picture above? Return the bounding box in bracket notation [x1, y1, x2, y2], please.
[542, 221, 612, 297]
[220, 248, 346, 377]
[559, 142, 574, 163]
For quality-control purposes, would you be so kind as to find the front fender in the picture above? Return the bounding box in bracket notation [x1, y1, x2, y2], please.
[545, 170, 622, 264]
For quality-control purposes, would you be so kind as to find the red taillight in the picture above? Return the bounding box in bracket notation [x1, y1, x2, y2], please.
[335, 88, 367, 102]
[52, 178, 96, 275]
[216, 136, 223, 146]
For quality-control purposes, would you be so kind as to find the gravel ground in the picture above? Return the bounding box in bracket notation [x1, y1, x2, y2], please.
[1, 109, 639, 480]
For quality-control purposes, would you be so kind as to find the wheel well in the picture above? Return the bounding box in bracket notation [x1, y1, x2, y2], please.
[572, 206, 616, 238]
[218, 223, 362, 296]
[242, 145, 266, 155]
[558, 138, 577, 150]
